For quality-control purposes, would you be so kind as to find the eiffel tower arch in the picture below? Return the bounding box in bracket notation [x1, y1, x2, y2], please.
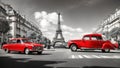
[52, 13, 65, 47]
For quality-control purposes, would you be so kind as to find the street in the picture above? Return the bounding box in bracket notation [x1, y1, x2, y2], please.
[0, 48, 120, 68]
[1, 0, 120, 68]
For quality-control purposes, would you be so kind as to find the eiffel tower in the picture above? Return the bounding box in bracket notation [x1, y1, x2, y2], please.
[52, 13, 65, 47]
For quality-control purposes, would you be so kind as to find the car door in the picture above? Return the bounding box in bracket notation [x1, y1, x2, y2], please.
[81, 36, 91, 48]
[90, 36, 100, 48]
[14, 39, 24, 51]
[98, 35, 107, 48]
[9, 40, 16, 51]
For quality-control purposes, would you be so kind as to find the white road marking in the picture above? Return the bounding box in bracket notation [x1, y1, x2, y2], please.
[69, 55, 120, 59]
[113, 56, 120, 58]
[78, 55, 83, 58]
[83, 55, 92, 58]
[71, 55, 75, 59]
[100, 56, 108, 58]
[92, 55, 101, 58]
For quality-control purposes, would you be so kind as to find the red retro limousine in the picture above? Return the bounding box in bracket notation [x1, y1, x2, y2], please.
[2, 38, 44, 54]
[68, 34, 118, 52]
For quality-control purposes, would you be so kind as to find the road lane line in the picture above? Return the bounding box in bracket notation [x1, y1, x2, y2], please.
[71, 55, 75, 59]
[100, 55, 113, 58]
[78, 55, 83, 58]
[92, 55, 101, 58]
[83, 55, 91, 58]
[70, 55, 120, 59]
[113, 56, 120, 58]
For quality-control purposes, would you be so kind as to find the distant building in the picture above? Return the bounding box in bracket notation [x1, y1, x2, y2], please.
[3, 4, 42, 38]
[95, 8, 120, 41]
[0, 4, 8, 43]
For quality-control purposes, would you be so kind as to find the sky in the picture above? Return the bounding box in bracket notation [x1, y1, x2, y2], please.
[1, 0, 120, 41]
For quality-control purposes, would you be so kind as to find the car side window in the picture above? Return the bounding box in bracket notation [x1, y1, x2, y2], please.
[97, 36, 102, 40]
[91, 36, 97, 40]
[10, 40, 16, 44]
[84, 36, 90, 40]
[17, 40, 21, 43]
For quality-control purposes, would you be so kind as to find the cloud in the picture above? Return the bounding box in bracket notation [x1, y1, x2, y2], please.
[40, 19, 50, 28]
[34, 11, 63, 27]
[61, 25, 83, 32]
[34, 11, 84, 41]
[48, 12, 63, 25]
[76, 28, 83, 32]
[34, 12, 41, 19]
[92, 27, 97, 31]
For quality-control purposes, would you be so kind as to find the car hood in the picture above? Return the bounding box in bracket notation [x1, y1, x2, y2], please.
[24, 42, 43, 47]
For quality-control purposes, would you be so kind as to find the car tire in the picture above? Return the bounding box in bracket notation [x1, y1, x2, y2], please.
[70, 44, 77, 52]
[5, 49, 10, 53]
[102, 49, 110, 53]
[37, 51, 42, 54]
[24, 48, 30, 55]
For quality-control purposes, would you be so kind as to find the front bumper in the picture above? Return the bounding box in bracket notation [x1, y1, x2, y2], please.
[30, 46, 43, 52]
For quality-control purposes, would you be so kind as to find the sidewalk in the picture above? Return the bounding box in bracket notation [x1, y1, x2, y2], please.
[0, 49, 6, 54]
[111, 49, 120, 52]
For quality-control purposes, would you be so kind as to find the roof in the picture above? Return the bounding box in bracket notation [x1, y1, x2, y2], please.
[9, 38, 28, 40]
[84, 33, 102, 37]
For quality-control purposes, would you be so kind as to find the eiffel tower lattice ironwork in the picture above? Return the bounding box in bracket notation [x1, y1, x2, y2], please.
[52, 13, 65, 47]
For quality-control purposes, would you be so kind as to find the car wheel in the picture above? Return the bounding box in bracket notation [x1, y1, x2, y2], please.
[37, 51, 42, 54]
[70, 44, 77, 52]
[24, 48, 30, 55]
[5, 49, 10, 53]
[102, 49, 110, 53]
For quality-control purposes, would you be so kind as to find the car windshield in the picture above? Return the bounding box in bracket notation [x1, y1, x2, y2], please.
[97, 36, 103, 40]
[22, 39, 31, 43]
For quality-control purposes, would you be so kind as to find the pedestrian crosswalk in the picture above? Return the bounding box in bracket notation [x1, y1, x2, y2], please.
[69, 55, 120, 59]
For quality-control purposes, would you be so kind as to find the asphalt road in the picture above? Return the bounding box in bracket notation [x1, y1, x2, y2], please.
[0, 48, 120, 68]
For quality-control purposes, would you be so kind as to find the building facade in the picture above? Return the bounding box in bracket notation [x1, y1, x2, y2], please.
[0, 3, 42, 40]
[0, 3, 8, 43]
[95, 8, 120, 41]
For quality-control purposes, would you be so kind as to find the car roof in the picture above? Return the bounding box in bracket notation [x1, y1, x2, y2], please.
[10, 38, 28, 40]
[84, 33, 102, 37]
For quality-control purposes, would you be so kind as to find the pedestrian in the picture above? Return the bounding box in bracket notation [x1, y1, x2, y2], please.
[47, 40, 51, 49]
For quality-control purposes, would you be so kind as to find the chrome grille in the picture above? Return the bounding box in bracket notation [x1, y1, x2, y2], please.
[33, 46, 42, 51]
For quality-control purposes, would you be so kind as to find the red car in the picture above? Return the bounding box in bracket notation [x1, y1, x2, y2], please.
[2, 38, 44, 54]
[68, 33, 118, 52]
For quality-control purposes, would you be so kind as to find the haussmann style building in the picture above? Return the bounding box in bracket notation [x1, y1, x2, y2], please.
[95, 8, 120, 41]
[0, 3, 42, 43]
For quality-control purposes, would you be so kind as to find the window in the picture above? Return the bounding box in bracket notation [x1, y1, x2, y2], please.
[91, 36, 97, 40]
[17, 40, 21, 43]
[84, 36, 90, 40]
[22, 39, 31, 43]
[10, 40, 16, 43]
[97, 36, 102, 40]
[91, 36, 102, 40]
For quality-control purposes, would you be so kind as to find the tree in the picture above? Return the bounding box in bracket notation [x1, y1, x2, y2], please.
[0, 19, 10, 34]
[0, 19, 10, 42]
